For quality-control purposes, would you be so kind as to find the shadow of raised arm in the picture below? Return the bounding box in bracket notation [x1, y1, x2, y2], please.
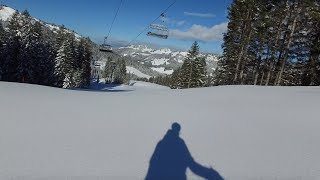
[189, 160, 224, 180]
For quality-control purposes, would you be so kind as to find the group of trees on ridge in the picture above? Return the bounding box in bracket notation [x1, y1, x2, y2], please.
[0, 9, 92, 88]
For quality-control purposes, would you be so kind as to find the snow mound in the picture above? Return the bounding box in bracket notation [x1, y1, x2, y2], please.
[0, 6, 16, 21]
[0, 82, 319, 180]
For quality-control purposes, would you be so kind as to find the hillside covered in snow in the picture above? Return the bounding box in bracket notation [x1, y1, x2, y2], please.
[0, 5, 81, 38]
[0, 81, 319, 180]
[115, 45, 219, 76]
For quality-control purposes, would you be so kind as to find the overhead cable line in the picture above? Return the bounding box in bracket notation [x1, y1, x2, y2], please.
[126, 0, 177, 47]
[106, 0, 123, 40]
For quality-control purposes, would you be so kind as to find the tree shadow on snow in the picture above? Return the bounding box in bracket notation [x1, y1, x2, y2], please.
[145, 123, 224, 180]
[69, 83, 134, 93]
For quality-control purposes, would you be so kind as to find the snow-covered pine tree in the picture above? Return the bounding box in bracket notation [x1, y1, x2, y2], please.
[4, 11, 22, 82]
[179, 42, 197, 88]
[69, 37, 86, 88]
[103, 57, 115, 83]
[216, 0, 320, 86]
[28, 21, 56, 86]
[54, 25, 67, 51]
[71, 37, 92, 88]
[55, 32, 77, 88]
[302, 0, 320, 86]
[170, 67, 181, 89]
[193, 56, 207, 87]
[0, 21, 7, 80]
[15, 10, 35, 83]
[113, 58, 127, 84]
[80, 38, 93, 88]
[178, 41, 206, 88]
[214, 56, 233, 85]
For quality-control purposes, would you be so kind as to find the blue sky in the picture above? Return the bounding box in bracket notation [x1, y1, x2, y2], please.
[4, 0, 232, 54]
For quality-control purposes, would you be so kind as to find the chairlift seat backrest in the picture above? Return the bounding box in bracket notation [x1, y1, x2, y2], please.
[150, 24, 168, 32]
[147, 32, 168, 39]
[99, 43, 113, 52]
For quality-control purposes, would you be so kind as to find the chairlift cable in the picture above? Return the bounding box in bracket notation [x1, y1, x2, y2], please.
[126, 0, 177, 46]
[100, 0, 123, 53]
[105, 0, 123, 41]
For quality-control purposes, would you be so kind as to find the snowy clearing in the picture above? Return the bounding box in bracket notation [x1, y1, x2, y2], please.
[0, 82, 319, 180]
[151, 58, 170, 66]
[151, 67, 174, 75]
[126, 66, 151, 79]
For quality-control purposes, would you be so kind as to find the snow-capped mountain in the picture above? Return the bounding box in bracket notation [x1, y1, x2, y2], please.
[0, 5, 15, 21]
[115, 45, 219, 75]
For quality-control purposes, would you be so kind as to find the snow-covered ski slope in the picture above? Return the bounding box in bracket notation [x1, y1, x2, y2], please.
[0, 81, 319, 180]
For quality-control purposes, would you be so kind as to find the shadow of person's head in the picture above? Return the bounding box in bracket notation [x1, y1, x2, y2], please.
[171, 122, 181, 136]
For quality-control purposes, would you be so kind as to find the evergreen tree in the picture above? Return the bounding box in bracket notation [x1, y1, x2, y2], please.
[26, 21, 56, 85]
[0, 22, 7, 80]
[302, 0, 320, 85]
[80, 38, 93, 88]
[193, 57, 207, 87]
[4, 11, 21, 82]
[16, 10, 35, 83]
[103, 57, 115, 83]
[217, 0, 320, 86]
[55, 33, 77, 88]
[178, 41, 207, 89]
[113, 58, 127, 84]
[170, 67, 181, 89]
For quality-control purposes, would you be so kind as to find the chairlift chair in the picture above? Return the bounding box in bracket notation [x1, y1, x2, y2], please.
[146, 13, 169, 39]
[147, 24, 169, 39]
[99, 37, 113, 52]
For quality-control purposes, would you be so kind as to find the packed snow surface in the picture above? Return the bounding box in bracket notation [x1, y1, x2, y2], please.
[0, 82, 319, 180]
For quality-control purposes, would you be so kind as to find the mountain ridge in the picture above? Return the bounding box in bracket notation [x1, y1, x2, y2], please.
[114, 44, 219, 76]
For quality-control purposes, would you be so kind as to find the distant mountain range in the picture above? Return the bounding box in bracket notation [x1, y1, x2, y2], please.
[114, 45, 219, 76]
[0, 5, 220, 78]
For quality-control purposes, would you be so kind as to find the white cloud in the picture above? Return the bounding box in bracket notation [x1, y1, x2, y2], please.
[177, 20, 186, 26]
[169, 22, 228, 42]
[184, 12, 216, 18]
[163, 17, 187, 27]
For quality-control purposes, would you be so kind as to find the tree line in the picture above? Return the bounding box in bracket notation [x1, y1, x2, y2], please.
[215, 0, 320, 86]
[0, 10, 92, 88]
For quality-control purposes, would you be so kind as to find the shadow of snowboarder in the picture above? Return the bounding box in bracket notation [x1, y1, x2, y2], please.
[145, 123, 224, 180]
